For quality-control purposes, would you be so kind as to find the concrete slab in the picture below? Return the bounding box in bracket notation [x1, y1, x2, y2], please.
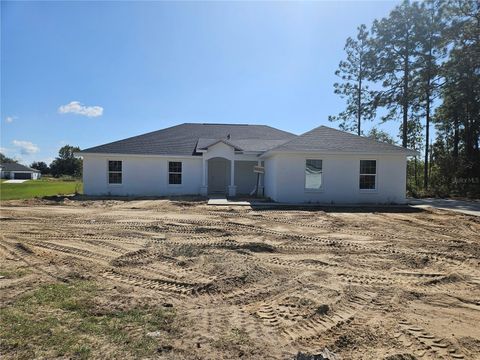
[207, 198, 414, 209]
[3, 180, 28, 184]
[409, 198, 480, 217]
[208, 198, 253, 206]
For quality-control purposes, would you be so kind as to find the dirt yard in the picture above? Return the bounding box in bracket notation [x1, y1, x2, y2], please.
[1, 198, 479, 359]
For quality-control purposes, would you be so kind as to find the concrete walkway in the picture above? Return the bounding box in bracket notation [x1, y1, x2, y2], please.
[208, 197, 480, 216]
[3, 180, 28, 184]
[409, 198, 480, 217]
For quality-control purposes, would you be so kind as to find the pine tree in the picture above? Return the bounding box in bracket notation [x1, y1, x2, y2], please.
[414, 0, 447, 189]
[370, 0, 423, 148]
[329, 24, 376, 135]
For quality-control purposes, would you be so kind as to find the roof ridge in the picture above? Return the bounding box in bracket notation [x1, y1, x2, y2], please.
[321, 125, 410, 151]
[264, 125, 320, 152]
[185, 122, 254, 126]
[262, 124, 417, 155]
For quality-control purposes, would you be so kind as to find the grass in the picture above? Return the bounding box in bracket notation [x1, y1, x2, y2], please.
[0, 268, 31, 279]
[0, 178, 83, 200]
[0, 280, 177, 359]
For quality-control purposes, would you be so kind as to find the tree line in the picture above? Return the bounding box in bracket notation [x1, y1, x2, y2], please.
[330, 0, 479, 197]
[0, 145, 82, 178]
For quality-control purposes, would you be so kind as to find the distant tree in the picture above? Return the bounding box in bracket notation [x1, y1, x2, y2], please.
[403, 115, 425, 188]
[0, 153, 18, 164]
[30, 161, 50, 175]
[367, 127, 396, 144]
[329, 24, 377, 135]
[49, 145, 82, 177]
[414, 0, 447, 189]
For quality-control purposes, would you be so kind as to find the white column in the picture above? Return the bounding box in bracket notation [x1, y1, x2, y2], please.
[200, 158, 208, 196]
[257, 160, 264, 196]
[228, 158, 236, 197]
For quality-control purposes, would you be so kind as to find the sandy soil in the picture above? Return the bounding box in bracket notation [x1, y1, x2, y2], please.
[1, 198, 479, 359]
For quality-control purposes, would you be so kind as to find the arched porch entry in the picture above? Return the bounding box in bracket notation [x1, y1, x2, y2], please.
[207, 157, 231, 194]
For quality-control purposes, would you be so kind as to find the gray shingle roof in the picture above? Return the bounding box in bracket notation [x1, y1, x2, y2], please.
[0, 163, 40, 172]
[196, 138, 291, 152]
[266, 126, 418, 155]
[80, 123, 296, 156]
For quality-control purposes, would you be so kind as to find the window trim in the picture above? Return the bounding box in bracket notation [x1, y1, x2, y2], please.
[359, 159, 377, 192]
[168, 161, 183, 186]
[107, 159, 123, 186]
[304, 158, 324, 192]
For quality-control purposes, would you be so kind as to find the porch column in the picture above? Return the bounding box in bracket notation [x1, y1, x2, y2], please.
[257, 160, 264, 196]
[228, 159, 236, 197]
[200, 158, 208, 196]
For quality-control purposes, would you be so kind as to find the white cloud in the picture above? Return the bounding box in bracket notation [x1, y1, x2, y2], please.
[12, 140, 39, 155]
[5, 115, 16, 123]
[58, 101, 103, 117]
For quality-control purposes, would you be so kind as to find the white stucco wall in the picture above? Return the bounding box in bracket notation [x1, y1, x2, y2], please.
[82, 154, 203, 196]
[264, 153, 408, 204]
[264, 157, 277, 200]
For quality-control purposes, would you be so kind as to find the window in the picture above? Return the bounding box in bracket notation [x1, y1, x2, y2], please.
[169, 161, 182, 185]
[359, 160, 376, 190]
[305, 159, 322, 190]
[108, 160, 122, 184]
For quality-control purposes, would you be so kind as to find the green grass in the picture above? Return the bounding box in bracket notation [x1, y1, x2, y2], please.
[0, 280, 177, 359]
[0, 179, 82, 200]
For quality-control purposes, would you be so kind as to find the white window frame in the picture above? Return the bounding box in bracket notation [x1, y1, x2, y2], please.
[168, 161, 183, 186]
[107, 160, 123, 185]
[359, 159, 377, 191]
[304, 159, 323, 192]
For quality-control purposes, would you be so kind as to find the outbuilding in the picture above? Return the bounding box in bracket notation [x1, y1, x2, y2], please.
[0, 163, 41, 180]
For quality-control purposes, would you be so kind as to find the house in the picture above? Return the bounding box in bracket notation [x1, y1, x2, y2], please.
[78, 123, 417, 203]
[0, 163, 41, 180]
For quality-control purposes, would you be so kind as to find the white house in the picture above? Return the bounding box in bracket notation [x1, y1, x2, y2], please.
[0, 163, 41, 180]
[78, 123, 417, 204]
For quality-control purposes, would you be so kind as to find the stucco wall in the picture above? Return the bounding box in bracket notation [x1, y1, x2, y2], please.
[83, 155, 203, 196]
[264, 153, 407, 204]
[264, 158, 277, 200]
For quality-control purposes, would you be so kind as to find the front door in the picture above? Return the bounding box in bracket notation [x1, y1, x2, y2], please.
[208, 159, 228, 194]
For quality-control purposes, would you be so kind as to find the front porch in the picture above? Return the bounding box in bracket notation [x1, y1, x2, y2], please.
[200, 157, 263, 197]
[198, 141, 263, 197]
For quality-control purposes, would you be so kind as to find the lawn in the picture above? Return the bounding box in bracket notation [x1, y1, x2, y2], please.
[0, 179, 82, 200]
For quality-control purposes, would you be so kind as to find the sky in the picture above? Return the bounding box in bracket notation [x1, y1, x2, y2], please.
[1, 0, 402, 166]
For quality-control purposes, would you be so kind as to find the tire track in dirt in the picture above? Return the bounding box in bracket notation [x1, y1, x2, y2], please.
[396, 319, 466, 359]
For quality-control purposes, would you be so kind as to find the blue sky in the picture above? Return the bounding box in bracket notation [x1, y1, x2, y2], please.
[1, 0, 401, 165]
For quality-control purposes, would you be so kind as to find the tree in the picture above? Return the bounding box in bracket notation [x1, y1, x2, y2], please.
[49, 145, 82, 177]
[329, 24, 376, 135]
[367, 127, 396, 144]
[370, 0, 423, 148]
[414, 0, 447, 189]
[0, 153, 17, 164]
[432, 0, 480, 195]
[0, 153, 18, 164]
[404, 115, 425, 188]
[30, 161, 50, 175]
